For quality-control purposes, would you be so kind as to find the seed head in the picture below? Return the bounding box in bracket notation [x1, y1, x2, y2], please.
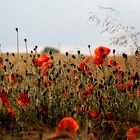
[72, 55, 76, 59]
[88, 45, 90, 48]
[77, 50, 80, 55]
[12, 53, 15, 57]
[6, 52, 9, 56]
[122, 53, 127, 59]
[24, 39, 27, 42]
[113, 49, 116, 54]
[49, 50, 52, 55]
[66, 52, 68, 56]
[15, 28, 18, 32]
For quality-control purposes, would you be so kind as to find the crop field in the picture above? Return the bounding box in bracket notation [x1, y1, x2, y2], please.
[0, 46, 140, 140]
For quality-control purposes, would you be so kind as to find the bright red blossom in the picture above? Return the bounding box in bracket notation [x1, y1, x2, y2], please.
[41, 61, 53, 76]
[117, 82, 124, 90]
[78, 61, 90, 74]
[56, 117, 79, 137]
[108, 59, 120, 68]
[126, 127, 140, 140]
[78, 62, 86, 71]
[88, 109, 99, 118]
[34, 53, 50, 66]
[137, 89, 140, 96]
[17, 92, 30, 105]
[0, 89, 10, 106]
[0, 63, 3, 68]
[85, 86, 93, 95]
[93, 57, 105, 66]
[0, 57, 3, 68]
[94, 46, 110, 58]
[34, 53, 52, 77]
[126, 81, 133, 88]
[6, 108, 15, 119]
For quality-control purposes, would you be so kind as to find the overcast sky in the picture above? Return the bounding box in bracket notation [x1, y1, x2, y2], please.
[0, 0, 140, 54]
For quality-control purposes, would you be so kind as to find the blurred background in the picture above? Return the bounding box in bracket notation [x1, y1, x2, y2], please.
[0, 0, 140, 55]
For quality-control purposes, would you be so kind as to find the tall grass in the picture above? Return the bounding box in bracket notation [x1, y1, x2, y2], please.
[0, 45, 140, 140]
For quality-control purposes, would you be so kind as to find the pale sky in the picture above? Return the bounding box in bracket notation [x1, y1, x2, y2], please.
[0, 0, 140, 54]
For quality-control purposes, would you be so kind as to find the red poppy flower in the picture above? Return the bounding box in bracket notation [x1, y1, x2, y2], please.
[63, 92, 69, 97]
[34, 53, 50, 66]
[108, 59, 120, 68]
[126, 81, 133, 88]
[77, 61, 90, 74]
[0, 57, 3, 68]
[86, 86, 93, 95]
[0, 63, 3, 68]
[56, 117, 79, 137]
[1, 97, 10, 106]
[17, 92, 30, 105]
[93, 57, 105, 66]
[0, 89, 10, 106]
[126, 127, 140, 140]
[94, 46, 110, 58]
[78, 61, 86, 71]
[117, 82, 124, 91]
[38, 53, 50, 62]
[88, 109, 99, 118]
[6, 108, 15, 119]
[85, 69, 91, 74]
[41, 61, 53, 76]
[34, 54, 52, 77]
[137, 89, 140, 96]
[83, 56, 91, 63]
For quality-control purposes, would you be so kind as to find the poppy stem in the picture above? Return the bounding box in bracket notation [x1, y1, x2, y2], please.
[88, 45, 93, 57]
[15, 28, 20, 72]
[24, 39, 28, 61]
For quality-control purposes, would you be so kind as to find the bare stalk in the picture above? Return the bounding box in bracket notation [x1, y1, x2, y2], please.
[15, 28, 20, 71]
[24, 38, 28, 61]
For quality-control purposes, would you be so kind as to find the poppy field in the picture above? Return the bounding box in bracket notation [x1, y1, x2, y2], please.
[0, 45, 140, 140]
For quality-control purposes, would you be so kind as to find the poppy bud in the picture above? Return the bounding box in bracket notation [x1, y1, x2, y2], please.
[135, 50, 139, 55]
[12, 53, 15, 56]
[77, 50, 80, 54]
[15, 28, 18, 32]
[72, 55, 76, 59]
[122, 53, 127, 59]
[24, 38, 27, 42]
[5, 58, 9, 62]
[49, 50, 52, 55]
[113, 49, 116, 54]
[6, 52, 9, 56]
[58, 60, 61, 65]
[66, 52, 68, 56]
[4, 65, 6, 72]
[67, 69, 70, 73]
[9, 61, 12, 65]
